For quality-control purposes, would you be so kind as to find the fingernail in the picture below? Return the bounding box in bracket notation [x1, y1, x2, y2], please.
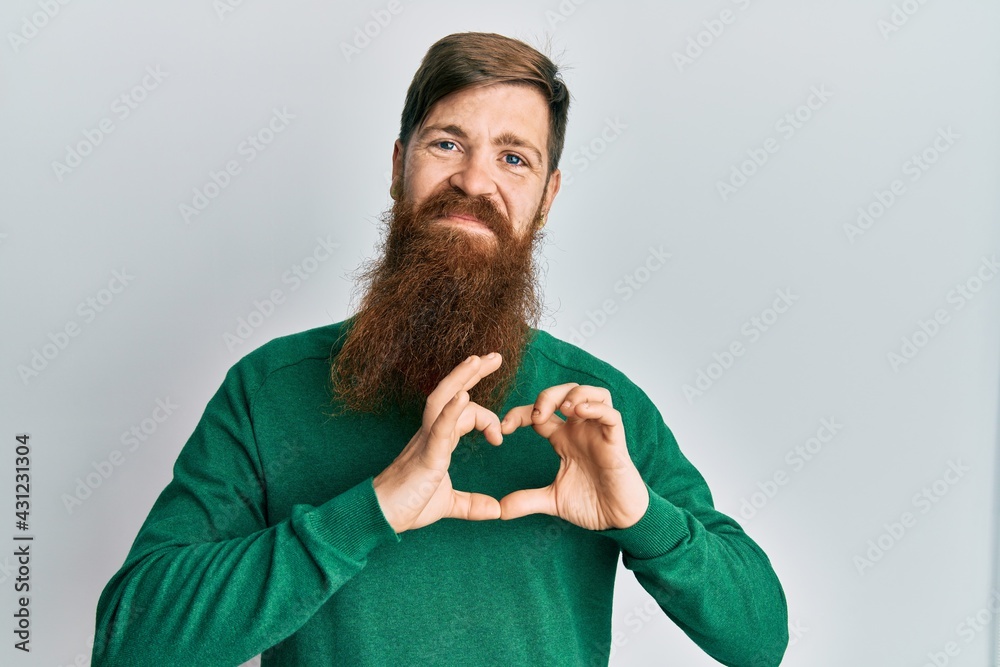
[464, 356, 474, 364]
[532, 408, 540, 416]
[561, 400, 571, 409]
[486, 352, 497, 359]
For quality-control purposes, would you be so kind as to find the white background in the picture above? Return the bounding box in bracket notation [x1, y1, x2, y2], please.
[1, 1, 999, 665]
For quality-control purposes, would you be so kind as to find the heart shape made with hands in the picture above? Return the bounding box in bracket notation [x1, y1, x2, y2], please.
[476, 382, 650, 532]
[383, 354, 652, 535]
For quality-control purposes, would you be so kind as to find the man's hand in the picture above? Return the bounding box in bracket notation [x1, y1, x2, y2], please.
[498, 383, 649, 531]
[373, 353, 505, 534]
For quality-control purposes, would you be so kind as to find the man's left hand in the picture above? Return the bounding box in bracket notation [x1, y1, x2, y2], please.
[498, 383, 649, 531]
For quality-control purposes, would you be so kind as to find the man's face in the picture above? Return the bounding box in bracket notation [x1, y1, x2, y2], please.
[330, 82, 563, 417]
[391, 82, 561, 242]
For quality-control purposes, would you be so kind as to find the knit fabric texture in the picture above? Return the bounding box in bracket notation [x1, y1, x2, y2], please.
[91, 319, 788, 666]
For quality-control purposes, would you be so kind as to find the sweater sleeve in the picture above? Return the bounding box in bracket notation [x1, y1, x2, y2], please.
[595, 392, 788, 667]
[90, 359, 401, 667]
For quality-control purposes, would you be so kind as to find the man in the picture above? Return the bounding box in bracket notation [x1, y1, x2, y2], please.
[92, 32, 788, 666]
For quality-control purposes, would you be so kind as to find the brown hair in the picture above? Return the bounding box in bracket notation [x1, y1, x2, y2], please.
[398, 32, 571, 177]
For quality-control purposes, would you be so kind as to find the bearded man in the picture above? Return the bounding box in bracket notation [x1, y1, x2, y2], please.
[92, 32, 788, 667]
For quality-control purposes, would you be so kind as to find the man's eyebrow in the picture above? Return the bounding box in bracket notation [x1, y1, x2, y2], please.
[418, 124, 544, 167]
[493, 130, 543, 167]
[418, 123, 467, 141]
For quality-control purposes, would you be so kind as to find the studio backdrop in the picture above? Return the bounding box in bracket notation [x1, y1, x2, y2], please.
[2, 1, 999, 665]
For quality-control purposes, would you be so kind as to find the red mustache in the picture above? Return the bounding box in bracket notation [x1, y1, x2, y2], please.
[414, 189, 511, 238]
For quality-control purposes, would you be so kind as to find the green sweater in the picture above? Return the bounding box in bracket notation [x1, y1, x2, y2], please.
[91, 319, 788, 666]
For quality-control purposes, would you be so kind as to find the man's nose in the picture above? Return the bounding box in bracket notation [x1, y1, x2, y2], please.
[448, 152, 497, 199]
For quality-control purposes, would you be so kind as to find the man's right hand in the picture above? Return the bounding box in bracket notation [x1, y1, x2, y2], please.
[372, 353, 505, 534]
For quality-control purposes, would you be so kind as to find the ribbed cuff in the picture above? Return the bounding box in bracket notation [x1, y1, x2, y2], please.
[304, 477, 400, 563]
[595, 483, 690, 559]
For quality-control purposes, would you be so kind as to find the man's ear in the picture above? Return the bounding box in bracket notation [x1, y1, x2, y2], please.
[391, 139, 404, 195]
[542, 168, 561, 215]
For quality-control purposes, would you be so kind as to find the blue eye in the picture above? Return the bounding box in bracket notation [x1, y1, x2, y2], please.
[437, 141, 456, 150]
[505, 154, 524, 166]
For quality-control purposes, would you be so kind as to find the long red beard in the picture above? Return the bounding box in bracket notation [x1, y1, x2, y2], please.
[330, 185, 547, 418]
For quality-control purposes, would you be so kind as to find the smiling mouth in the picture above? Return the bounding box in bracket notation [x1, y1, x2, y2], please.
[441, 214, 494, 234]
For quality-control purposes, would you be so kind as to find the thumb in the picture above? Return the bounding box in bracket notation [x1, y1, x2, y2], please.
[499, 486, 556, 520]
[448, 489, 502, 521]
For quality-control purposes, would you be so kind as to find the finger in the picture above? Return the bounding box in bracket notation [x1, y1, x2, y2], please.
[424, 390, 470, 467]
[499, 486, 556, 520]
[459, 352, 503, 392]
[532, 382, 611, 425]
[529, 383, 579, 423]
[561, 402, 633, 469]
[500, 404, 563, 439]
[499, 404, 530, 434]
[457, 401, 504, 445]
[557, 385, 614, 414]
[424, 353, 503, 424]
[560, 400, 622, 432]
[448, 489, 502, 521]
